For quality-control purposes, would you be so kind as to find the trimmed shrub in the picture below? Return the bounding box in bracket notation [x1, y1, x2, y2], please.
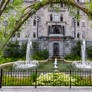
[36, 73, 76, 86]
[32, 49, 49, 60]
[64, 40, 81, 60]
[3, 41, 27, 58]
[87, 46, 92, 59]
[64, 54, 81, 60]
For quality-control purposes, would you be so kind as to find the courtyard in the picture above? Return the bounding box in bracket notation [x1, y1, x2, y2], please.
[1, 0, 92, 91]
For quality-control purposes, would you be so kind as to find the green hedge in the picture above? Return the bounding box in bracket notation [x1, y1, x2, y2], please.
[64, 40, 92, 61]
[32, 49, 49, 60]
[4, 41, 27, 58]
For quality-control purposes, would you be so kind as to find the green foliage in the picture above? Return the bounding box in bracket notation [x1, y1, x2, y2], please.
[64, 40, 92, 60]
[32, 41, 39, 48]
[64, 40, 81, 60]
[72, 40, 81, 57]
[2, 75, 32, 86]
[2, 72, 92, 86]
[36, 73, 76, 86]
[0, 0, 25, 50]
[4, 0, 24, 13]
[3, 41, 27, 58]
[64, 54, 81, 61]
[32, 42, 48, 60]
[0, 57, 19, 64]
[2, 73, 40, 86]
[32, 49, 49, 60]
[87, 46, 92, 59]
[30, 73, 40, 82]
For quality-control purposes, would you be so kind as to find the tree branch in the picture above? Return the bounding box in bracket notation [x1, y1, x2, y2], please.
[0, 0, 10, 16]
[1, 0, 92, 49]
[0, 0, 5, 9]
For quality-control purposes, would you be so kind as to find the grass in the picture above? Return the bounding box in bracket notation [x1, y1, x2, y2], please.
[37, 60, 74, 71]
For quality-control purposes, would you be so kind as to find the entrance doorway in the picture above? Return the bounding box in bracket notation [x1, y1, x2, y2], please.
[53, 43, 59, 56]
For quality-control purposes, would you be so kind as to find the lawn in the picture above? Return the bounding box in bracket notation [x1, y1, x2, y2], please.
[37, 60, 74, 71]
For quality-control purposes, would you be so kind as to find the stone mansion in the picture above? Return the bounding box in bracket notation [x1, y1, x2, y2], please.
[13, 0, 92, 58]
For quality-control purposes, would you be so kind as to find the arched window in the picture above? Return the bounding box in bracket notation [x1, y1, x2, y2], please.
[53, 26, 60, 34]
[53, 43, 59, 56]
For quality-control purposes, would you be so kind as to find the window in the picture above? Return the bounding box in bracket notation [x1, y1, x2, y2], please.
[77, 10, 80, 15]
[53, 26, 60, 34]
[77, 33, 80, 38]
[33, 32, 36, 38]
[50, 14, 53, 21]
[33, 19, 36, 26]
[62, 26, 65, 35]
[77, 21, 80, 27]
[82, 31, 85, 38]
[60, 14, 63, 22]
[81, 20, 85, 27]
[60, 2, 63, 7]
[48, 26, 51, 35]
[54, 14, 59, 21]
[72, 18, 76, 27]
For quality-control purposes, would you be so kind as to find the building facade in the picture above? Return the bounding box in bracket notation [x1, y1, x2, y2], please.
[13, 0, 92, 58]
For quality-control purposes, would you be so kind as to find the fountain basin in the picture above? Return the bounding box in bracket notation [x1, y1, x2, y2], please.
[13, 60, 39, 69]
[72, 61, 92, 69]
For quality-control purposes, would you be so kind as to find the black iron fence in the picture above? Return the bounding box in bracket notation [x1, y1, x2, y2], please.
[0, 69, 92, 88]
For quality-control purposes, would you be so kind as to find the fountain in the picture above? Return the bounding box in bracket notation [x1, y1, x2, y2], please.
[13, 36, 38, 69]
[72, 38, 92, 69]
[54, 58, 58, 69]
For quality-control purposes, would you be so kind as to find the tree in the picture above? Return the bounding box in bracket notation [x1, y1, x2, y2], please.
[0, 0, 24, 47]
[0, 0, 24, 59]
[1, 0, 92, 50]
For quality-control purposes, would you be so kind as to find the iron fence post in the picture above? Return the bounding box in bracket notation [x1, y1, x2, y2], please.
[35, 68, 37, 88]
[70, 70, 71, 88]
[0, 69, 3, 88]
